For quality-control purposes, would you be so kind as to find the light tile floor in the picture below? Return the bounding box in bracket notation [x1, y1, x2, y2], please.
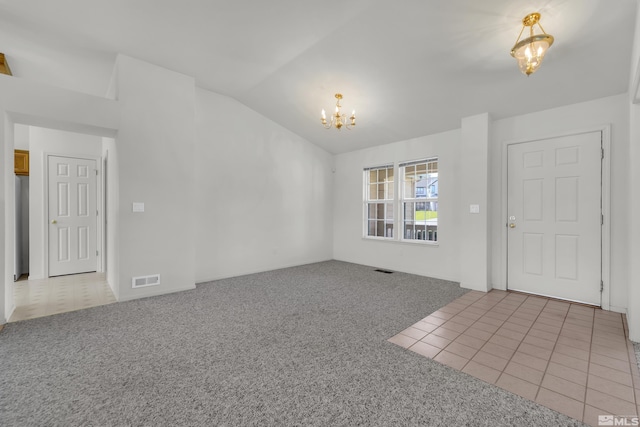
[389, 289, 640, 426]
[9, 272, 116, 322]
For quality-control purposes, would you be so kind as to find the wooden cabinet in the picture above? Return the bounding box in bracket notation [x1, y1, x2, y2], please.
[14, 150, 29, 176]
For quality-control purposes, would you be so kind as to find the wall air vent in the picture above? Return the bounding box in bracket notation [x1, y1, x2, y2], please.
[132, 274, 161, 288]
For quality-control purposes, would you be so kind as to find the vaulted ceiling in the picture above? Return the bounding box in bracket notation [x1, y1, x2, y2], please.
[0, 0, 636, 153]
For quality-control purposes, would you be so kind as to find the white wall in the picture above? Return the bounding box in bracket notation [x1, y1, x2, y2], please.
[491, 94, 630, 312]
[3, 115, 14, 321]
[627, 3, 640, 341]
[194, 89, 334, 281]
[113, 55, 196, 301]
[14, 124, 29, 149]
[26, 127, 102, 279]
[459, 114, 490, 291]
[333, 129, 461, 281]
[102, 137, 119, 299]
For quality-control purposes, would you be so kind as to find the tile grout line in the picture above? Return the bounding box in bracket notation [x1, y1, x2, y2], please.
[523, 297, 557, 402]
[581, 303, 596, 423]
[475, 294, 569, 391]
[454, 291, 513, 370]
[622, 312, 640, 410]
[477, 294, 540, 382]
[407, 291, 506, 362]
[407, 292, 486, 357]
[456, 291, 545, 379]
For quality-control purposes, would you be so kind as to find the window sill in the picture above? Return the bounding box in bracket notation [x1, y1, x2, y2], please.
[362, 236, 439, 246]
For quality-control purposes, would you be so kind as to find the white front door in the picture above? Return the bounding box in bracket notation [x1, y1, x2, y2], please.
[507, 131, 602, 305]
[48, 155, 97, 277]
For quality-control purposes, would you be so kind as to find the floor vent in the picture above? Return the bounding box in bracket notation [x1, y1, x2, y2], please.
[132, 274, 161, 288]
[374, 269, 394, 274]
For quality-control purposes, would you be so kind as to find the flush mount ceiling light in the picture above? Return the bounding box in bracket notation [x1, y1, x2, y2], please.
[321, 93, 355, 130]
[511, 12, 554, 76]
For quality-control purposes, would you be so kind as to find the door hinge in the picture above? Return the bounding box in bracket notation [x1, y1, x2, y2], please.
[600, 280, 604, 292]
[95, 169, 99, 176]
[601, 214, 604, 225]
[96, 250, 99, 256]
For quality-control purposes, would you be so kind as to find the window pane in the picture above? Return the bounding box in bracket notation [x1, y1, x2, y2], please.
[404, 179, 414, 198]
[369, 170, 377, 184]
[369, 184, 377, 200]
[368, 220, 376, 236]
[368, 203, 378, 220]
[428, 161, 438, 174]
[403, 202, 415, 221]
[384, 223, 393, 238]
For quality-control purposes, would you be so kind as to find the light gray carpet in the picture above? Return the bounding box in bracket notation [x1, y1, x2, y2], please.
[0, 260, 584, 426]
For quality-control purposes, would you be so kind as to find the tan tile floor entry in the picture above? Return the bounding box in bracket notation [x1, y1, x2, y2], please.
[389, 290, 640, 426]
[9, 272, 116, 322]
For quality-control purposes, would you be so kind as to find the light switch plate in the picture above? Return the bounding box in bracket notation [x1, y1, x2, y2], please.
[132, 202, 145, 213]
[469, 204, 480, 214]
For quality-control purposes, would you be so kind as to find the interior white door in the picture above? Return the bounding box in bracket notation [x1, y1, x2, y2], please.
[507, 132, 602, 305]
[48, 155, 97, 277]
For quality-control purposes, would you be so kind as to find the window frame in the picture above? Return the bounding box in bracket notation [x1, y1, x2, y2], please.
[399, 158, 438, 245]
[362, 164, 395, 240]
[362, 157, 439, 245]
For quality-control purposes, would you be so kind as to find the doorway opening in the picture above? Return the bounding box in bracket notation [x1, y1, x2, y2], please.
[10, 124, 113, 320]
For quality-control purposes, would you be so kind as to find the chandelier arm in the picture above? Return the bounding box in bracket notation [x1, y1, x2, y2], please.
[536, 22, 548, 35]
[514, 25, 526, 45]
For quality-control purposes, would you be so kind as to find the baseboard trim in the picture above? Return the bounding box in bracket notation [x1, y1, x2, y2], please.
[331, 257, 460, 284]
[608, 305, 627, 314]
[4, 303, 16, 324]
[195, 258, 334, 285]
[117, 285, 196, 302]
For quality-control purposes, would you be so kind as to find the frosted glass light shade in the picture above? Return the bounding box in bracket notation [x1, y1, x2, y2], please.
[511, 34, 554, 76]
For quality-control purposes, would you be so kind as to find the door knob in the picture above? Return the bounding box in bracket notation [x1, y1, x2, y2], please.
[509, 223, 516, 228]
[51, 220, 57, 224]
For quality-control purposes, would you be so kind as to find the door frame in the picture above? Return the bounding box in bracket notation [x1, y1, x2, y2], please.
[43, 152, 104, 278]
[499, 125, 611, 310]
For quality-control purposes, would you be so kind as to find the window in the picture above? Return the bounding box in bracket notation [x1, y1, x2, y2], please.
[364, 164, 394, 238]
[400, 158, 438, 242]
[363, 158, 438, 244]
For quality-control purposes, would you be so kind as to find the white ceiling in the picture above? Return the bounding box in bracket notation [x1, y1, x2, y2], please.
[0, 0, 636, 154]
